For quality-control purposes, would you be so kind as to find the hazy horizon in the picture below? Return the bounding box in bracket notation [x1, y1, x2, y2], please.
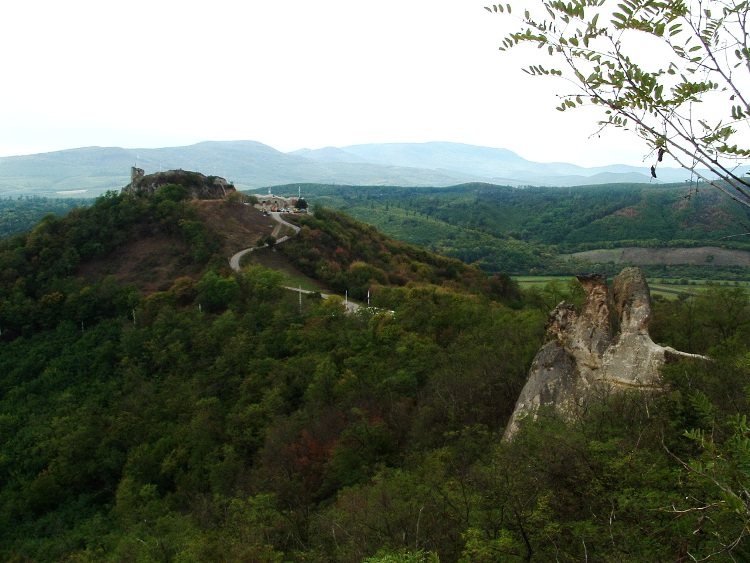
[0, 1, 669, 169]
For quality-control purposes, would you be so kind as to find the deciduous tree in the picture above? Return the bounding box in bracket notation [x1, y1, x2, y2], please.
[488, 0, 750, 206]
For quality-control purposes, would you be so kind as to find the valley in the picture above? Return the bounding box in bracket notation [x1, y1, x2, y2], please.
[269, 181, 750, 282]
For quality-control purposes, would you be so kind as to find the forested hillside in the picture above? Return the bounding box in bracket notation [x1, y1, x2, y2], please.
[279, 207, 520, 303]
[283, 182, 750, 278]
[0, 197, 88, 239]
[7, 181, 750, 280]
[2, 188, 750, 560]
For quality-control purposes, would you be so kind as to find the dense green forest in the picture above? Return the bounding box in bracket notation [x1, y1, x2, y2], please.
[2, 188, 750, 560]
[0, 197, 89, 239]
[274, 182, 750, 278]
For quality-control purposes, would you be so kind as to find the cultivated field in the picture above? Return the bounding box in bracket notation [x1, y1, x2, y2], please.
[515, 275, 749, 300]
[563, 246, 750, 266]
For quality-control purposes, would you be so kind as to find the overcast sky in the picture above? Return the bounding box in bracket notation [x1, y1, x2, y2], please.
[0, 0, 657, 168]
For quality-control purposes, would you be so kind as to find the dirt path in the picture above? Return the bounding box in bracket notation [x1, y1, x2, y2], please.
[285, 286, 362, 313]
[228, 212, 360, 312]
[228, 247, 255, 271]
[269, 212, 300, 241]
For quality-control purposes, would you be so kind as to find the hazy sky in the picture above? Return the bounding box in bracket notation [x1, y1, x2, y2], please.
[0, 0, 656, 167]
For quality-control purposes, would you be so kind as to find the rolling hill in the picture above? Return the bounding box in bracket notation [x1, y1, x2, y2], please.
[1, 171, 748, 562]
[0, 140, 707, 198]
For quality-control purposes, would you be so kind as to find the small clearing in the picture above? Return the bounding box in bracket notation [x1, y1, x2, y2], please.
[563, 246, 750, 266]
[241, 246, 328, 292]
[78, 200, 277, 294]
[193, 200, 276, 255]
[77, 233, 198, 293]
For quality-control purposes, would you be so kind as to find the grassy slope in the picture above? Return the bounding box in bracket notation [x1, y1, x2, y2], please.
[240, 246, 329, 292]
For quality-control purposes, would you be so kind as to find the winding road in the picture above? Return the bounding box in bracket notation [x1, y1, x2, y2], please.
[228, 212, 298, 270]
[229, 211, 361, 313]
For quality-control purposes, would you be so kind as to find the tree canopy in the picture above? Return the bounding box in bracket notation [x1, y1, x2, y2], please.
[4, 190, 750, 559]
[487, 0, 750, 207]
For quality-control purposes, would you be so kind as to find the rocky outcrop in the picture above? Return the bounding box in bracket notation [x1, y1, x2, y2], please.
[122, 167, 235, 200]
[504, 267, 705, 440]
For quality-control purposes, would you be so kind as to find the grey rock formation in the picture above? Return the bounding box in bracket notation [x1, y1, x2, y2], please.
[504, 267, 705, 440]
[123, 167, 235, 200]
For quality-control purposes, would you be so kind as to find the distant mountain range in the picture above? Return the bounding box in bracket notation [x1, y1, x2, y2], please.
[0, 140, 705, 198]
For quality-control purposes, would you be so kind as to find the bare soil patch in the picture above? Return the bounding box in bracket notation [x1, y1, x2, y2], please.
[193, 200, 276, 256]
[77, 233, 199, 293]
[564, 246, 750, 266]
[77, 200, 278, 294]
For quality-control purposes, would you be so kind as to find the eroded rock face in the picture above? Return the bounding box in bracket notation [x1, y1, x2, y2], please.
[122, 167, 235, 200]
[503, 267, 703, 440]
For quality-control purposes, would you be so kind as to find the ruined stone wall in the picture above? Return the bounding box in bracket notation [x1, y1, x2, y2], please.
[122, 169, 235, 200]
